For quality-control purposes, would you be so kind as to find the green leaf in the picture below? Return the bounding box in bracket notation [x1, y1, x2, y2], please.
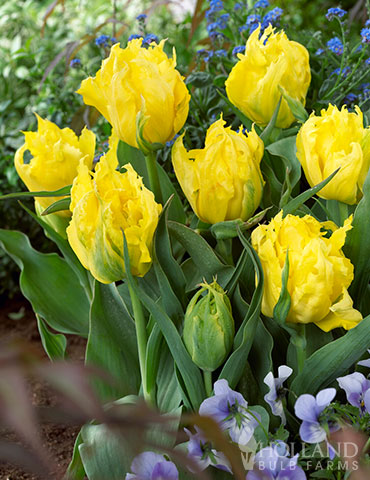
[36, 315, 67, 361]
[186, 71, 213, 87]
[41, 197, 71, 215]
[20, 203, 91, 296]
[278, 86, 308, 123]
[79, 424, 133, 480]
[249, 405, 270, 446]
[219, 230, 264, 389]
[344, 168, 370, 312]
[86, 282, 140, 402]
[249, 320, 273, 399]
[156, 346, 183, 412]
[168, 221, 234, 289]
[145, 323, 163, 404]
[64, 431, 86, 480]
[0, 229, 89, 336]
[282, 169, 339, 217]
[273, 251, 291, 326]
[154, 202, 187, 309]
[117, 141, 185, 223]
[266, 136, 301, 191]
[260, 96, 282, 144]
[0, 185, 71, 201]
[290, 314, 370, 398]
[123, 235, 206, 410]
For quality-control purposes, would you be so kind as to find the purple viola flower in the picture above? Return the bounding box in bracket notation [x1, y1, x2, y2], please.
[247, 442, 306, 479]
[358, 349, 370, 368]
[184, 427, 232, 473]
[199, 379, 259, 445]
[294, 388, 339, 460]
[337, 372, 370, 414]
[263, 365, 292, 425]
[126, 452, 178, 480]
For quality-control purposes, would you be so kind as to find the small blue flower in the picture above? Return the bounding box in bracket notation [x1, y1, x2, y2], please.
[263, 365, 292, 425]
[165, 134, 179, 148]
[136, 13, 147, 22]
[207, 22, 219, 33]
[365, 57, 370, 65]
[204, 50, 214, 62]
[199, 379, 260, 445]
[209, 31, 225, 41]
[326, 7, 347, 21]
[366, 19, 370, 27]
[246, 442, 307, 480]
[361, 27, 370, 44]
[331, 66, 350, 77]
[210, 0, 223, 8]
[215, 49, 227, 57]
[218, 13, 230, 27]
[143, 33, 159, 44]
[262, 7, 283, 28]
[69, 58, 81, 68]
[254, 0, 269, 8]
[126, 452, 178, 480]
[327, 37, 343, 55]
[184, 427, 232, 473]
[295, 388, 339, 460]
[356, 44, 363, 52]
[128, 34, 143, 42]
[246, 14, 261, 28]
[344, 93, 357, 104]
[234, 2, 243, 10]
[315, 48, 325, 56]
[95, 34, 110, 47]
[239, 25, 248, 33]
[111, 37, 117, 44]
[337, 372, 370, 414]
[232, 45, 246, 55]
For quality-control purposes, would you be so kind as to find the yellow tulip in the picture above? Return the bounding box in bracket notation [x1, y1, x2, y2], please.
[296, 104, 370, 205]
[251, 212, 362, 332]
[66, 147, 162, 283]
[14, 114, 95, 215]
[77, 39, 190, 149]
[225, 25, 311, 128]
[172, 117, 264, 224]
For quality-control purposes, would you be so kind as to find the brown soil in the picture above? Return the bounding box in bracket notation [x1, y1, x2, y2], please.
[0, 298, 87, 480]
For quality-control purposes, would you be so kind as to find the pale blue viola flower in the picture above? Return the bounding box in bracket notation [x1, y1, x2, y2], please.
[126, 452, 178, 480]
[184, 427, 232, 473]
[294, 388, 338, 459]
[263, 365, 292, 425]
[199, 379, 259, 445]
[358, 349, 370, 368]
[246, 442, 306, 479]
[337, 372, 370, 414]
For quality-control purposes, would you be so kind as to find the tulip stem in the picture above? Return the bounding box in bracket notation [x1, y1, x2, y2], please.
[145, 151, 163, 204]
[127, 280, 152, 404]
[292, 325, 306, 374]
[203, 371, 213, 398]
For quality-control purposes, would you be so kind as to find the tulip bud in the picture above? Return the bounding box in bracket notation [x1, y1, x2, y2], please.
[225, 25, 311, 128]
[183, 281, 234, 372]
[77, 39, 190, 150]
[296, 104, 370, 205]
[172, 117, 264, 224]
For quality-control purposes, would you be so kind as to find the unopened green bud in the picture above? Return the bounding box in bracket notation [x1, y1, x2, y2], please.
[183, 281, 234, 372]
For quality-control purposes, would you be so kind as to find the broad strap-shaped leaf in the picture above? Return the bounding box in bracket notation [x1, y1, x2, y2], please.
[282, 169, 339, 216]
[266, 136, 301, 191]
[345, 168, 370, 312]
[290, 314, 370, 398]
[86, 282, 140, 402]
[0, 229, 89, 336]
[219, 230, 264, 389]
[0, 184, 71, 201]
[168, 221, 234, 288]
[36, 315, 67, 361]
[123, 235, 206, 410]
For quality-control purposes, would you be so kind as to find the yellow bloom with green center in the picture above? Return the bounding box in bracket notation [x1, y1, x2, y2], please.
[67, 147, 162, 283]
[225, 25, 311, 128]
[77, 39, 190, 149]
[251, 212, 362, 332]
[14, 114, 95, 215]
[172, 117, 264, 224]
[296, 104, 370, 205]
